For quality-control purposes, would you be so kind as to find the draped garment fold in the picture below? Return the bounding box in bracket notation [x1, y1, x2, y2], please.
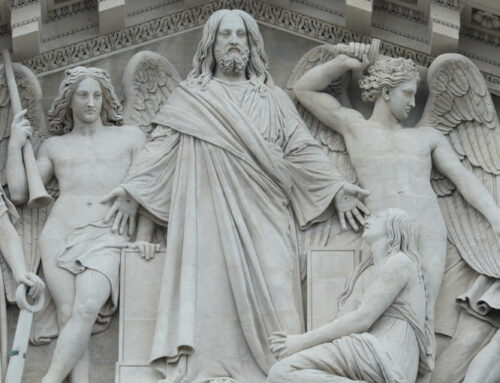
[122, 79, 345, 382]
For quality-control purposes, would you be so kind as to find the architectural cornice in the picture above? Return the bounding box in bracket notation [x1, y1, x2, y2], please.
[461, 25, 500, 47]
[17, 0, 500, 91]
[373, 0, 427, 24]
[11, 16, 39, 29]
[23, 0, 436, 75]
[127, 0, 183, 17]
[433, 0, 465, 11]
[10, 0, 38, 9]
[44, 0, 97, 23]
[292, 0, 344, 18]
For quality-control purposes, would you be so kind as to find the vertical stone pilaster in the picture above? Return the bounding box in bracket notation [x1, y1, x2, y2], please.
[11, 1, 40, 60]
[429, 0, 462, 56]
[99, 0, 125, 35]
[345, 0, 373, 35]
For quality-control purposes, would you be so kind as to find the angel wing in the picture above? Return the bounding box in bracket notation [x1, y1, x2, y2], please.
[122, 51, 181, 136]
[0, 62, 50, 303]
[418, 53, 500, 278]
[287, 45, 362, 278]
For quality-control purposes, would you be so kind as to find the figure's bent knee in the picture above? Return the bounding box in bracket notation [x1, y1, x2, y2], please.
[268, 359, 294, 383]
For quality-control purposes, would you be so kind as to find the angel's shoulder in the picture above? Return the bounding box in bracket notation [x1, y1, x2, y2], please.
[412, 125, 445, 143]
[109, 125, 146, 147]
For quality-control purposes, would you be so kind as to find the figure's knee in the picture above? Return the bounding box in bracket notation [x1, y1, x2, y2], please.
[56, 305, 73, 327]
[72, 298, 103, 323]
[268, 359, 294, 383]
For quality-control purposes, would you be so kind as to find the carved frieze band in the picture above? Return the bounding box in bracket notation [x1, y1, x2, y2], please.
[127, 0, 183, 17]
[10, 0, 38, 9]
[373, 0, 426, 24]
[20, 0, 500, 89]
[461, 25, 500, 47]
[44, 0, 97, 23]
[11, 16, 39, 29]
[291, 0, 344, 18]
[372, 22, 428, 43]
[431, 17, 460, 30]
[432, 0, 465, 11]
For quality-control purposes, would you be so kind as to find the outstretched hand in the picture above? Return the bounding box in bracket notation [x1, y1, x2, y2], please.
[334, 183, 370, 232]
[101, 187, 139, 236]
[269, 332, 306, 360]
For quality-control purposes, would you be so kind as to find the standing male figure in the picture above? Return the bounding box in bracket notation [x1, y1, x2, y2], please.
[104, 9, 369, 383]
[292, 46, 500, 374]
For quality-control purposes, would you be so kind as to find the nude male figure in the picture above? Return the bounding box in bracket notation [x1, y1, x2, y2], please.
[293, 45, 500, 342]
[7, 67, 153, 383]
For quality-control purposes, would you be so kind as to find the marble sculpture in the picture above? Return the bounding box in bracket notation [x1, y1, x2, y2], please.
[0, 7, 499, 383]
[268, 208, 431, 383]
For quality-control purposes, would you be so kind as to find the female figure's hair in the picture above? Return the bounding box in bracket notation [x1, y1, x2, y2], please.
[359, 58, 420, 102]
[186, 9, 273, 89]
[339, 208, 428, 306]
[48, 66, 124, 135]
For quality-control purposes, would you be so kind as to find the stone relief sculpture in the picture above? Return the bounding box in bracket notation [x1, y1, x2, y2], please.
[268, 208, 432, 383]
[7, 66, 150, 383]
[103, 9, 370, 383]
[0, 61, 48, 378]
[290, 44, 500, 381]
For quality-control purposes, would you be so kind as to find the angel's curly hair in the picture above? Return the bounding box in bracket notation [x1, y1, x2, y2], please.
[359, 58, 419, 103]
[48, 66, 124, 135]
[186, 9, 273, 90]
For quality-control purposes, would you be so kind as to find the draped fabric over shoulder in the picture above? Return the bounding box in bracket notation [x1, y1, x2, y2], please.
[122, 79, 345, 382]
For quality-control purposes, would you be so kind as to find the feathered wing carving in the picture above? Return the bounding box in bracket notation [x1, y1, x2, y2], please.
[122, 51, 181, 136]
[287, 45, 360, 274]
[0, 63, 50, 303]
[418, 53, 500, 278]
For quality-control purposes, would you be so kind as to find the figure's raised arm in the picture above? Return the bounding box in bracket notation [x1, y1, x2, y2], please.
[293, 53, 366, 137]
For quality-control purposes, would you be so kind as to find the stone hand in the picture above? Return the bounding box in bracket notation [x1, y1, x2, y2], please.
[10, 109, 33, 149]
[269, 332, 306, 360]
[15, 272, 45, 300]
[334, 183, 370, 232]
[127, 241, 160, 260]
[101, 187, 139, 236]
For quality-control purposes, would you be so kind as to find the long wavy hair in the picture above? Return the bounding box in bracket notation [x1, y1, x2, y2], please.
[186, 9, 273, 90]
[339, 208, 429, 307]
[48, 67, 124, 135]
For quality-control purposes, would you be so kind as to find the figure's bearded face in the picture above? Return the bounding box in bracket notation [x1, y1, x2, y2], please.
[214, 13, 250, 75]
[214, 46, 250, 74]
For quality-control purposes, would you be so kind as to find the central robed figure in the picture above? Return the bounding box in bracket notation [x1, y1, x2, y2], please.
[105, 9, 369, 383]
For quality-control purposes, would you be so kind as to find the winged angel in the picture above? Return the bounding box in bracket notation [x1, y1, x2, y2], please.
[289, 43, 500, 382]
[1, 52, 179, 383]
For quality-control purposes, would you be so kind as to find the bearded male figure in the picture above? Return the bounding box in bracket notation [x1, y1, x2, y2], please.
[103, 9, 369, 383]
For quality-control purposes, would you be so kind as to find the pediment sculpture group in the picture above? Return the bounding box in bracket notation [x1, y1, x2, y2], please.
[0, 8, 500, 383]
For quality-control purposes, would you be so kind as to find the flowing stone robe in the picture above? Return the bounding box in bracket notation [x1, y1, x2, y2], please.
[121, 79, 346, 382]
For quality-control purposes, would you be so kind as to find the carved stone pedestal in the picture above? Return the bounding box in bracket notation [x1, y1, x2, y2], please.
[116, 249, 166, 383]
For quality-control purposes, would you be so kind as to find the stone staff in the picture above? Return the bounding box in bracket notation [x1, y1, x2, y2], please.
[4, 284, 44, 383]
[2, 50, 51, 209]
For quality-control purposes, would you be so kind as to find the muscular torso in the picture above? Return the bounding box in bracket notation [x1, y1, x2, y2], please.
[41, 126, 143, 240]
[345, 119, 444, 228]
